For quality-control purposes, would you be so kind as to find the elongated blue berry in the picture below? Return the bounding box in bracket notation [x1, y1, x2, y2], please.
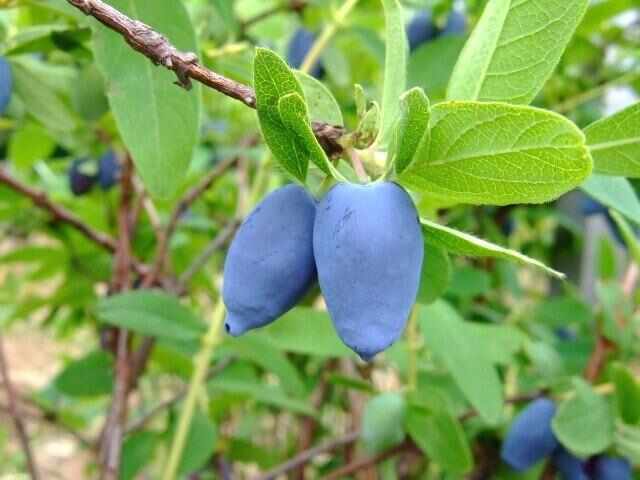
[313, 182, 423, 360]
[0, 57, 12, 115]
[223, 185, 317, 336]
[592, 456, 632, 480]
[501, 398, 559, 471]
[552, 447, 588, 480]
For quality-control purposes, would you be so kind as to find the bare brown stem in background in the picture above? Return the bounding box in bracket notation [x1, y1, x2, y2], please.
[99, 156, 135, 480]
[258, 431, 361, 480]
[0, 333, 41, 480]
[320, 440, 414, 480]
[0, 167, 117, 253]
[65, 0, 345, 156]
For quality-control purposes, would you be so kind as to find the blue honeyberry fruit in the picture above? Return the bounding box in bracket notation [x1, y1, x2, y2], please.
[313, 182, 424, 361]
[552, 447, 588, 480]
[441, 10, 467, 36]
[286, 28, 324, 78]
[592, 456, 632, 480]
[0, 57, 12, 115]
[407, 11, 438, 52]
[97, 151, 121, 190]
[69, 159, 96, 196]
[501, 398, 559, 471]
[223, 184, 317, 336]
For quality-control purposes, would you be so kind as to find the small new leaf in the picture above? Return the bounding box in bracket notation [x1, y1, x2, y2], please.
[254, 48, 308, 181]
[393, 87, 430, 174]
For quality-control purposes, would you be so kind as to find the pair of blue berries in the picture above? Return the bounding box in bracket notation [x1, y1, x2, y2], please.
[501, 398, 632, 479]
[222, 182, 424, 360]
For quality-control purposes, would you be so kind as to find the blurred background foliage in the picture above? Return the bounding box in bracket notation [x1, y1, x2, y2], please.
[0, 0, 638, 478]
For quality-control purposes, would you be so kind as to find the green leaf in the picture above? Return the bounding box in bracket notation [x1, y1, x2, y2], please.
[408, 36, 466, 101]
[294, 71, 343, 126]
[278, 92, 332, 176]
[254, 307, 352, 357]
[176, 411, 217, 475]
[466, 323, 526, 365]
[223, 335, 307, 397]
[254, 48, 307, 181]
[447, 0, 588, 104]
[92, 0, 201, 199]
[54, 351, 113, 397]
[354, 101, 381, 149]
[11, 58, 78, 134]
[121, 432, 159, 480]
[379, 0, 407, 145]
[392, 88, 430, 174]
[585, 102, 640, 177]
[578, 0, 636, 33]
[581, 174, 640, 225]
[552, 379, 614, 456]
[417, 243, 451, 305]
[609, 210, 640, 265]
[609, 363, 640, 426]
[399, 102, 592, 206]
[420, 217, 564, 278]
[419, 301, 503, 424]
[615, 421, 640, 464]
[97, 290, 204, 342]
[8, 122, 55, 170]
[406, 407, 473, 474]
[208, 377, 315, 416]
[362, 393, 406, 454]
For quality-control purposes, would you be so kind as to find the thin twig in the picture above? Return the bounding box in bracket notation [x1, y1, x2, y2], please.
[320, 440, 413, 480]
[100, 156, 135, 480]
[0, 333, 41, 480]
[65, 0, 345, 156]
[147, 154, 241, 285]
[0, 167, 116, 252]
[125, 358, 232, 435]
[176, 219, 239, 294]
[258, 431, 361, 480]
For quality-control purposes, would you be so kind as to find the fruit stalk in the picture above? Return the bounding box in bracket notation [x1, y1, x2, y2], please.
[299, 0, 360, 74]
[162, 298, 226, 480]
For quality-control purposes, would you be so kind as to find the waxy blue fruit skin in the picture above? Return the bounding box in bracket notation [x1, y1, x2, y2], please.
[223, 185, 317, 336]
[0, 57, 12, 115]
[441, 10, 467, 36]
[407, 11, 438, 51]
[286, 28, 324, 78]
[501, 398, 559, 471]
[98, 151, 121, 190]
[592, 456, 632, 480]
[313, 182, 424, 361]
[69, 159, 96, 196]
[552, 447, 588, 480]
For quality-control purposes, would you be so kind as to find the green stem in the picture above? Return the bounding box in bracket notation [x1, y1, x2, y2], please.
[553, 70, 640, 114]
[161, 298, 226, 480]
[407, 305, 420, 392]
[299, 0, 360, 74]
[248, 153, 272, 213]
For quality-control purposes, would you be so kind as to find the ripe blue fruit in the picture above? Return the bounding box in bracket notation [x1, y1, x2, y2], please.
[441, 10, 467, 36]
[552, 447, 588, 480]
[286, 28, 324, 78]
[592, 456, 632, 480]
[0, 57, 12, 115]
[97, 151, 121, 190]
[407, 11, 438, 51]
[69, 159, 96, 196]
[313, 182, 424, 361]
[223, 185, 317, 336]
[501, 398, 559, 471]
